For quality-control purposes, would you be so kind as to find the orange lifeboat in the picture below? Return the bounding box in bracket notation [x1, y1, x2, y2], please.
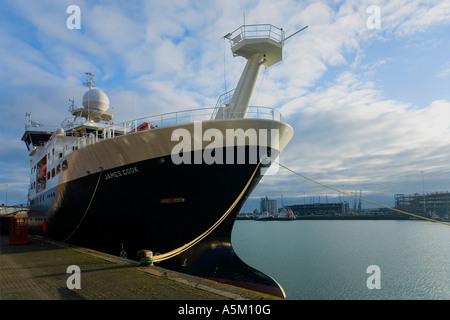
[38, 164, 47, 180]
[130, 122, 158, 133]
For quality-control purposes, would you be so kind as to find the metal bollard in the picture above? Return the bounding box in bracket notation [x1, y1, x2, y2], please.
[137, 250, 153, 266]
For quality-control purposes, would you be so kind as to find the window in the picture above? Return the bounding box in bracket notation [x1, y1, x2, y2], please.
[62, 160, 68, 170]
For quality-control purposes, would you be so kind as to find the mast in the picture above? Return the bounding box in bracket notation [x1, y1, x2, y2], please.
[215, 24, 307, 119]
[83, 72, 96, 90]
[216, 24, 284, 119]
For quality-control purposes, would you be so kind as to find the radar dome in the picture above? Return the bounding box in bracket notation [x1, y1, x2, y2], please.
[82, 88, 110, 112]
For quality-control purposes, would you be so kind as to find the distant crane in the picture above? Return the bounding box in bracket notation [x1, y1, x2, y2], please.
[358, 190, 362, 210]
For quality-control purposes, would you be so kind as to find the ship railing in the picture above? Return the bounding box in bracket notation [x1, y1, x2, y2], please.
[210, 89, 235, 120]
[60, 117, 86, 130]
[104, 106, 284, 137]
[227, 24, 285, 46]
[58, 106, 284, 156]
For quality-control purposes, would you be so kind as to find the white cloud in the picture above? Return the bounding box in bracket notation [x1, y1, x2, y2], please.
[437, 67, 450, 78]
[257, 68, 450, 205]
[382, 0, 450, 36]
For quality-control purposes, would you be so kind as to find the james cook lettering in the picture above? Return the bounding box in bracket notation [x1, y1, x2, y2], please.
[104, 166, 139, 180]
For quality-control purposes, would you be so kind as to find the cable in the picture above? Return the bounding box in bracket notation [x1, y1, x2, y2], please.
[63, 169, 103, 242]
[274, 160, 450, 227]
[223, 37, 228, 93]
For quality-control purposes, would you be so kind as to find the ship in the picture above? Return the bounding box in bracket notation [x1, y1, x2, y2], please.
[21, 24, 296, 299]
[275, 207, 296, 220]
[256, 211, 275, 221]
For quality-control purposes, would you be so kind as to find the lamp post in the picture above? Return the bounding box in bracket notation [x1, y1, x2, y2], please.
[420, 171, 426, 214]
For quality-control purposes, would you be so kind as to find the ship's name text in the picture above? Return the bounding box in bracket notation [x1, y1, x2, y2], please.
[104, 166, 139, 180]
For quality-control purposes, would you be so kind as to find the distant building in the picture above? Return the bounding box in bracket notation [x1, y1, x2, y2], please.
[287, 202, 349, 216]
[395, 192, 450, 217]
[260, 197, 278, 216]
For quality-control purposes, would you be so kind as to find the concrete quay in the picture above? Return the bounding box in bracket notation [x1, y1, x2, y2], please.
[0, 234, 280, 300]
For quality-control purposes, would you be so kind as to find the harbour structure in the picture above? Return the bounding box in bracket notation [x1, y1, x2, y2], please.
[260, 196, 278, 216]
[0, 205, 29, 216]
[395, 192, 450, 218]
[286, 202, 349, 216]
[19, 23, 301, 298]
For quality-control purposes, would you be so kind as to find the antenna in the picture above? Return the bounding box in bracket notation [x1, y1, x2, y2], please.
[83, 72, 95, 122]
[282, 25, 308, 43]
[68, 98, 75, 112]
[25, 112, 31, 127]
[83, 72, 96, 89]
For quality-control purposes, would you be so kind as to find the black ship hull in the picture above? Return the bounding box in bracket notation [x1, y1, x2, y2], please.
[28, 146, 286, 298]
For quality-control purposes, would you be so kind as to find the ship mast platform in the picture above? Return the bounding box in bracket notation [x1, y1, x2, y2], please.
[217, 24, 285, 120]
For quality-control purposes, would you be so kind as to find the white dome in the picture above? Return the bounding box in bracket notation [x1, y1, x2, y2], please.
[82, 88, 109, 112]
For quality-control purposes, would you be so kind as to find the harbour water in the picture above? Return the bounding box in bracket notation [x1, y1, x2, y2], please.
[231, 219, 450, 300]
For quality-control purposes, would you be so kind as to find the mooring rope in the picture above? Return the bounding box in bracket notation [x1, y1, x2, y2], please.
[147, 161, 262, 264]
[274, 160, 450, 227]
[63, 169, 104, 242]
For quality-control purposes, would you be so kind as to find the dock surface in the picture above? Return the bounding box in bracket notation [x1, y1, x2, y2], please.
[0, 234, 280, 300]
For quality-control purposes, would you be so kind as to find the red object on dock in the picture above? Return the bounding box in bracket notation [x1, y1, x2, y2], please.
[9, 217, 28, 245]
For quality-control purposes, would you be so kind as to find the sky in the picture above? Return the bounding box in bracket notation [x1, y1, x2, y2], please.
[0, 0, 449, 211]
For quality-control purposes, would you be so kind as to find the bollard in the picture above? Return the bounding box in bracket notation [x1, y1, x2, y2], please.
[137, 249, 153, 266]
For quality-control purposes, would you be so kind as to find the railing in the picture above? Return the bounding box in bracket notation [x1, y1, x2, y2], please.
[60, 117, 86, 129]
[210, 89, 235, 120]
[33, 106, 285, 160]
[108, 106, 284, 136]
[227, 24, 285, 46]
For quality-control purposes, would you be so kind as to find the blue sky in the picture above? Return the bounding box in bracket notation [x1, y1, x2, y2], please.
[0, 0, 449, 211]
